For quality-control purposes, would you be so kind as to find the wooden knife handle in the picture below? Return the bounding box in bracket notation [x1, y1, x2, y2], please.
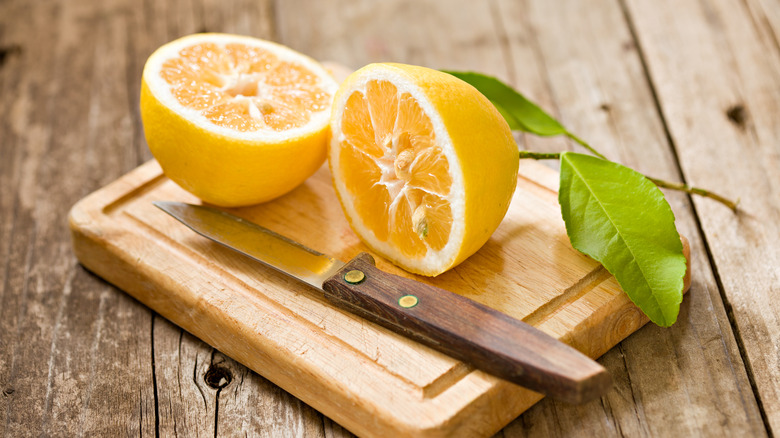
[321, 253, 612, 404]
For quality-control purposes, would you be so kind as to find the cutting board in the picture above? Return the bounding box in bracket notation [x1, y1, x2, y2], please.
[69, 159, 689, 437]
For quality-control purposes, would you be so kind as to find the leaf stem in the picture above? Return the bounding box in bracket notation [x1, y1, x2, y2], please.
[518, 151, 560, 160]
[647, 178, 739, 211]
[519, 150, 739, 211]
[565, 132, 607, 160]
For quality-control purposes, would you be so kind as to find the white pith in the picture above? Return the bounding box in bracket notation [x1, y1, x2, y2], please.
[143, 33, 338, 141]
[330, 66, 466, 273]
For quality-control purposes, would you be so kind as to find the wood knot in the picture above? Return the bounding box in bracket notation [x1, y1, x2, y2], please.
[726, 104, 747, 129]
[0, 44, 22, 68]
[204, 365, 232, 389]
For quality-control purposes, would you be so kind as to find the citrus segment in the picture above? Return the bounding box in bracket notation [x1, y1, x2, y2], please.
[342, 92, 383, 157]
[329, 63, 518, 276]
[141, 33, 338, 206]
[395, 93, 436, 150]
[366, 80, 399, 145]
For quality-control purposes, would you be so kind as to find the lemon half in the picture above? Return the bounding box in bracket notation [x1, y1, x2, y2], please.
[141, 33, 338, 207]
[328, 63, 518, 276]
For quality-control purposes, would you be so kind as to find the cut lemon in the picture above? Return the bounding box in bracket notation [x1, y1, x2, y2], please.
[329, 63, 519, 276]
[140, 33, 338, 206]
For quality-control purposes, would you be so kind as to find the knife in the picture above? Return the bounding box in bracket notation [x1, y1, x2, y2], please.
[154, 201, 611, 403]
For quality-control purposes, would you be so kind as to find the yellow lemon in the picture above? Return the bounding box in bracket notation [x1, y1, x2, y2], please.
[140, 33, 338, 207]
[328, 63, 518, 276]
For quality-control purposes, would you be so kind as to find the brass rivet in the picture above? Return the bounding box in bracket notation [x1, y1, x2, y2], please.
[344, 270, 365, 284]
[398, 295, 419, 308]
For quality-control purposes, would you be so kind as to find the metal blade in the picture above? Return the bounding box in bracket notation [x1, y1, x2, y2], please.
[153, 201, 345, 290]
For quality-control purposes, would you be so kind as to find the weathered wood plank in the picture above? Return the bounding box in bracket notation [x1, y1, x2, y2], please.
[624, 0, 780, 433]
[154, 318, 216, 437]
[0, 9, 30, 432]
[0, 0, 156, 436]
[37, 0, 157, 433]
[494, 0, 765, 436]
[213, 350, 327, 437]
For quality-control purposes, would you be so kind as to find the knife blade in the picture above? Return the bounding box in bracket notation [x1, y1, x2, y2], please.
[154, 201, 611, 403]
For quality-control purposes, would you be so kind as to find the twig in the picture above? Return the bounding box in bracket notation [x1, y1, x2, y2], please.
[566, 132, 607, 160]
[647, 178, 738, 211]
[518, 151, 560, 160]
[518, 150, 739, 211]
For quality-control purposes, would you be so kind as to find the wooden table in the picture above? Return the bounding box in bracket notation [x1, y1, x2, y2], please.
[1, 0, 777, 436]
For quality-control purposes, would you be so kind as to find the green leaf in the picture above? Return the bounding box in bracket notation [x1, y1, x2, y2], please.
[442, 71, 567, 136]
[558, 152, 686, 326]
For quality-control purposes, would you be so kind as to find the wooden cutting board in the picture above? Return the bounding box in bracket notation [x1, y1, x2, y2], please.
[69, 159, 689, 437]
